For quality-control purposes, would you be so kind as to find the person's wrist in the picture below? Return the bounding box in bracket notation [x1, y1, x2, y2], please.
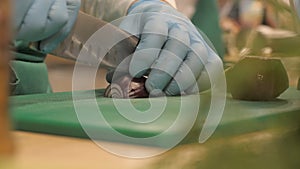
[159, 0, 177, 8]
[128, 0, 177, 13]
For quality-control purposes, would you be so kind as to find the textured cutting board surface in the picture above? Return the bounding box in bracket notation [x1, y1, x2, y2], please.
[10, 88, 300, 147]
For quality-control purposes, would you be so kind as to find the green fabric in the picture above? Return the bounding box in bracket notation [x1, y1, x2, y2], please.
[10, 88, 300, 147]
[10, 51, 51, 95]
[13, 40, 47, 62]
[10, 41, 51, 95]
[10, 60, 52, 95]
[192, 0, 225, 58]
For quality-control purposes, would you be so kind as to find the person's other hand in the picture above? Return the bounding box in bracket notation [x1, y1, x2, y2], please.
[118, 0, 223, 96]
[13, 0, 81, 53]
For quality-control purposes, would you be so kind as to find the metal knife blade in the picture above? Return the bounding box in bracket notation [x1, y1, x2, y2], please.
[51, 11, 138, 69]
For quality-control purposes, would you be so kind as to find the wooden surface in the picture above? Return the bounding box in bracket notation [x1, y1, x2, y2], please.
[0, 0, 14, 156]
[6, 131, 156, 169]
[8, 123, 300, 169]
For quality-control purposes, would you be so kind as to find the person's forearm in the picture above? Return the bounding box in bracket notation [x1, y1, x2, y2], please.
[129, 0, 177, 10]
[159, 0, 177, 8]
[81, 0, 134, 22]
[81, 0, 177, 22]
[81, 0, 135, 21]
[175, 0, 198, 18]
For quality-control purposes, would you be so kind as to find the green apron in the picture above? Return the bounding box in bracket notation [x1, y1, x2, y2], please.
[10, 41, 51, 95]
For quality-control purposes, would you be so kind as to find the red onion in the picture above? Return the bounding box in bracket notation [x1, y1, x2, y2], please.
[104, 75, 149, 98]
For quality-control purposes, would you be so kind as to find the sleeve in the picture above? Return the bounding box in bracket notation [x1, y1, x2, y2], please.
[81, 0, 177, 22]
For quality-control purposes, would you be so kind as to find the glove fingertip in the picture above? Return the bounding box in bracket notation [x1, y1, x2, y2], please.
[145, 78, 156, 93]
[145, 80, 165, 97]
[165, 83, 181, 96]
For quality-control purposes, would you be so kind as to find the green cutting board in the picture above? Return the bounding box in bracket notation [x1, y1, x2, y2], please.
[10, 88, 300, 147]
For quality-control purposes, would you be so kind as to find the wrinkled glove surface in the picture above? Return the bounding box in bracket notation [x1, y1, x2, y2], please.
[116, 0, 223, 96]
[13, 0, 81, 53]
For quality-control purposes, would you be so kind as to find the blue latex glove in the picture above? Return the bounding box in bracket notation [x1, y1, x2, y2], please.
[13, 0, 81, 53]
[117, 0, 223, 96]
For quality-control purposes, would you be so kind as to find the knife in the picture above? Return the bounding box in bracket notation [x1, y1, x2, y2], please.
[51, 11, 138, 69]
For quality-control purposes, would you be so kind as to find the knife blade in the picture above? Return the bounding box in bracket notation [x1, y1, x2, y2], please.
[51, 11, 138, 69]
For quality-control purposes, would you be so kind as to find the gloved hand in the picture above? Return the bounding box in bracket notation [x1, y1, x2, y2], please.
[13, 0, 81, 53]
[115, 0, 223, 96]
